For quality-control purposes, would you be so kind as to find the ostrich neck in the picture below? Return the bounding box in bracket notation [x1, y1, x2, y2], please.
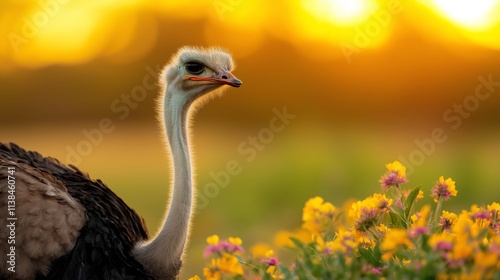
[134, 89, 194, 276]
[162, 91, 193, 258]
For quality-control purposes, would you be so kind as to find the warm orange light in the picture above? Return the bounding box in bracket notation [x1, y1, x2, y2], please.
[431, 0, 500, 30]
[301, 0, 376, 27]
[1, 0, 500, 71]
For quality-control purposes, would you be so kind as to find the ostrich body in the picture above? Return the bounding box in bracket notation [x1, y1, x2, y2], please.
[0, 46, 242, 280]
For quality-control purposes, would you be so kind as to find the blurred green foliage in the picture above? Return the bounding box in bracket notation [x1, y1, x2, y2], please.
[3, 120, 498, 277]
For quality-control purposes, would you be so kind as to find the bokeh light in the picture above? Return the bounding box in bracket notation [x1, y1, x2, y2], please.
[301, 0, 376, 26]
[1, 0, 500, 71]
[431, 0, 499, 31]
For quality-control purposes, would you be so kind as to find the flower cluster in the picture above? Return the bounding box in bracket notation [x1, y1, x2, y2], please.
[428, 210, 500, 278]
[200, 235, 244, 279]
[379, 160, 408, 189]
[192, 161, 500, 279]
[431, 176, 458, 202]
[301, 196, 336, 234]
[349, 193, 392, 232]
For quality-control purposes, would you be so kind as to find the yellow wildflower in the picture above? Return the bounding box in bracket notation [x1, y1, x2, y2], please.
[439, 210, 458, 232]
[263, 252, 284, 280]
[372, 193, 393, 210]
[264, 249, 274, 258]
[381, 229, 413, 251]
[203, 259, 222, 280]
[446, 213, 477, 265]
[251, 243, 273, 258]
[469, 204, 495, 230]
[411, 205, 431, 227]
[204, 235, 243, 258]
[206, 235, 219, 245]
[431, 176, 457, 202]
[428, 232, 454, 251]
[274, 229, 311, 247]
[354, 231, 376, 248]
[266, 265, 284, 279]
[475, 251, 498, 269]
[488, 202, 500, 212]
[261, 250, 281, 278]
[417, 190, 424, 199]
[228, 237, 242, 246]
[188, 276, 201, 280]
[469, 251, 499, 279]
[302, 196, 336, 233]
[380, 160, 408, 189]
[314, 229, 357, 255]
[219, 253, 244, 275]
[453, 213, 479, 239]
[381, 229, 413, 261]
[349, 194, 392, 232]
[332, 230, 357, 254]
[387, 160, 407, 179]
[451, 240, 474, 262]
[376, 224, 389, 234]
[302, 196, 324, 221]
[409, 205, 431, 237]
[315, 235, 331, 252]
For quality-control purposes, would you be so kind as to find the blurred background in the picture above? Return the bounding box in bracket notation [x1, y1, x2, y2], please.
[1, 0, 500, 277]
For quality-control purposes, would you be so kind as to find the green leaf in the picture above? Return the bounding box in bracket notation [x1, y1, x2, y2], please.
[404, 185, 421, 219]
[420, 234, 431, 252]
[235, 255, 245, 264]
[262, 272, 272, 280]
[359, 246, 382, 267]
[289, 237, 306, 249]
[394, 204, 405, 216]
[278, 264, 294, 279]
[389, 212, 406, 228]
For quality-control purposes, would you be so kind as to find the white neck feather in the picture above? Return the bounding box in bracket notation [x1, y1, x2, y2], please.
[133, 87, 194, 278]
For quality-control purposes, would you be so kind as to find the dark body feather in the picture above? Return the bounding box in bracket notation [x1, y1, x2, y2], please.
[0, 143, 154, 280]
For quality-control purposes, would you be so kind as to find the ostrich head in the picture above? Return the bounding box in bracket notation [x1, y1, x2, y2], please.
[162, 46, 242, 104]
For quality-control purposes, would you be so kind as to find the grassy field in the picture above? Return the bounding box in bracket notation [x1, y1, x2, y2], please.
[2, 120, 499, 278]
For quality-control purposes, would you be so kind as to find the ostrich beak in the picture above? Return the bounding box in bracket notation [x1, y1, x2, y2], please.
[188, 70, 242, 88]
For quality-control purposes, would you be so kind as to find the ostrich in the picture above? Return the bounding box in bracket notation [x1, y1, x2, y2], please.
[0, 46, 242, 280]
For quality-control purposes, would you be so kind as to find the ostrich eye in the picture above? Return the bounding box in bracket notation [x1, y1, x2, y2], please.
[185, 62, 205, 75]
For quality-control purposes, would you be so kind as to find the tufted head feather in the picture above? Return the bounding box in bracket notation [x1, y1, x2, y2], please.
[173, 46, 235, 73]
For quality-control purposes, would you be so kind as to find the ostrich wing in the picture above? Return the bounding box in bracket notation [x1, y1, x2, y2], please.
[0, 158, 86, 279]
[0, 143, 152, 280]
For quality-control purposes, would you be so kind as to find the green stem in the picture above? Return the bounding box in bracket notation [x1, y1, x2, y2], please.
[367, 228, 379, 242]
[432, 198, 443, 230]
